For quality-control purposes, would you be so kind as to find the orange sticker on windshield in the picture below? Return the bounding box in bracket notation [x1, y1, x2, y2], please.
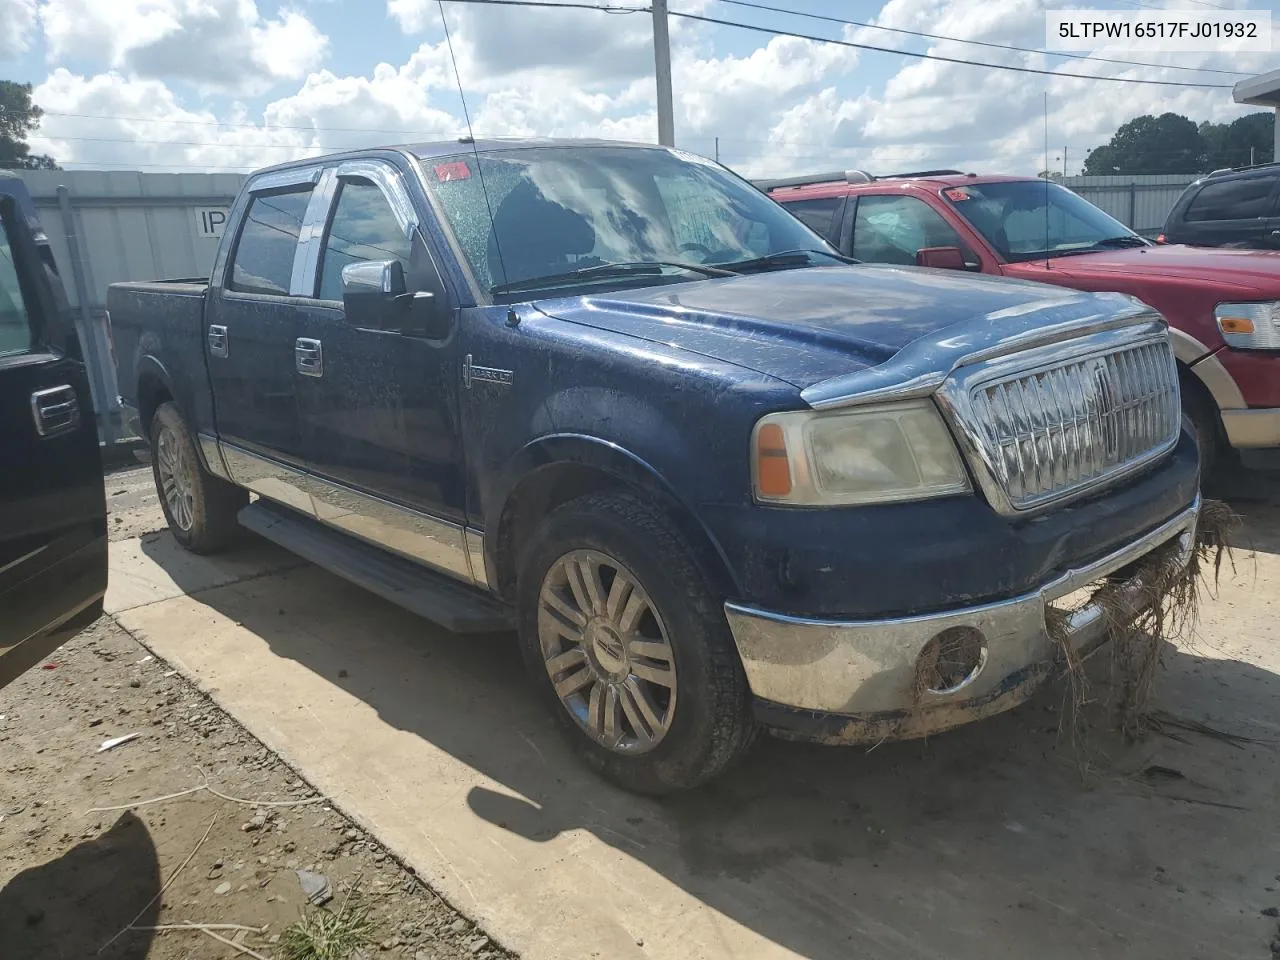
[944, 188, 970, 201]
[434, 161, 471, 181]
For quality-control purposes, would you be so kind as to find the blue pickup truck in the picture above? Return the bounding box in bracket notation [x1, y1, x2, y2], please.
[108, 139, 1201, 793]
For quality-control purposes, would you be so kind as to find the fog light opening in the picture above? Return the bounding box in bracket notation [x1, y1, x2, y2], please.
[915, 626, 988, 698]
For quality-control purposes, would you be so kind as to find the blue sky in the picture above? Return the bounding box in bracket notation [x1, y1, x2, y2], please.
[0, 0, 1275, 177]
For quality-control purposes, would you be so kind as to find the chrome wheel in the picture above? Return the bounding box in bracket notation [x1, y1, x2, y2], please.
[538, 549, 677, 754]
[156, 426, 195, 532]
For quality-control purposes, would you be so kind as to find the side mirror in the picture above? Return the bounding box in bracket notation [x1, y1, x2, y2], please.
[915, 246, 967, 271]
[340, 260, 449, 338]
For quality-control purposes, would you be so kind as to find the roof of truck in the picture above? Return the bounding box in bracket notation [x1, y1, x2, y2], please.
[250, 138, 669, 176]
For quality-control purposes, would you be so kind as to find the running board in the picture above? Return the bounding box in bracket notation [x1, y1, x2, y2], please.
[238, 502, 514, 634]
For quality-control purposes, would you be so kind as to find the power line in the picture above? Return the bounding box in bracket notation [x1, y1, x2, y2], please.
[712, 0, 1254, 77]
[668, 9, 1235, 87]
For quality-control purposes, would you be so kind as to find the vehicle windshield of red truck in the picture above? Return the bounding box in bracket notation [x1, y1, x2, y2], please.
[943, 180, 1149, 263]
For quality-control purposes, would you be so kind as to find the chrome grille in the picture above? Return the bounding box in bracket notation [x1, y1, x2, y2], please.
[965, 338, 1180, 510]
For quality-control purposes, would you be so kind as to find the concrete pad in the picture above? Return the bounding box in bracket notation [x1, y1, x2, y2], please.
[111, 528, 1280, 960]
[105, 533, 298, 615]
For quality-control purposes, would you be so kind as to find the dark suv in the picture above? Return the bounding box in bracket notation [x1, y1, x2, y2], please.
[1160, 163, 1280, 249]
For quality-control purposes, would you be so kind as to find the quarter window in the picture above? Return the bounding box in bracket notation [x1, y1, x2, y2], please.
[228, 187, 313, 295]
[1185, 178, 1275, 222]
[851, 195, 965, 265]
[317, 179, 413, 302]
[0, 213, 33, 357]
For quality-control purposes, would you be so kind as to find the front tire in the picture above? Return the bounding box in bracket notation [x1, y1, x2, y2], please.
[150, 402, 247, 554]
[516, 491, 755, 794]
[1180, 377, 1221, 481]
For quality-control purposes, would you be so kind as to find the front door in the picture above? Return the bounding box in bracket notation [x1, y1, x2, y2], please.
[0, 176, 107, 689]
[293, 163, 471, 581]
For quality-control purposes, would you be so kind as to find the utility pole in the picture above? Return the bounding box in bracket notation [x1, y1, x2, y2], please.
[652, 0, 675, 147]
[715, 136, 719, 163]
[1063, 146, 1067, 179]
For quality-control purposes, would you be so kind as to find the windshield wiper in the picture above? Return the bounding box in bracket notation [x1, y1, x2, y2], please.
[716, 248, 856, 272]
[1089, 235, 1149, 249]
[490, 260, 736, 296]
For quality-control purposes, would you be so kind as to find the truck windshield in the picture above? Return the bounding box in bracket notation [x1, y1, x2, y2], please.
[421, 145, 835, 299]
[944, 180, 1149, 263]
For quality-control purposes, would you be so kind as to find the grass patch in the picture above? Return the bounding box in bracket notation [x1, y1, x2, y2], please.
[280, 879, 379, 960]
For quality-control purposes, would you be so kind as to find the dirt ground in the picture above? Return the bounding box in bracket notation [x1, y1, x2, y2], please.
[4, 462, 1280, 960]
[0, 466, 510, 960]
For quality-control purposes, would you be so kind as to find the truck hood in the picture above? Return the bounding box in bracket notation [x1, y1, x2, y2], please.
[532, 265, 1138, 389]
[1030, 243, 1280, 297]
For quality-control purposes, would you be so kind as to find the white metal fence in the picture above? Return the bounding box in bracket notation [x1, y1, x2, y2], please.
[1061, 174, 1197, 238]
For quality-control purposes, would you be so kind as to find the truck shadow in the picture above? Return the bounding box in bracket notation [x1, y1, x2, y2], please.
[135, 502, 1280, 960]
[0, 811, 160, 959]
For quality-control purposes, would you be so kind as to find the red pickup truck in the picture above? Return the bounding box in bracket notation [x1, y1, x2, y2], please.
[764, 170, 1280, 474]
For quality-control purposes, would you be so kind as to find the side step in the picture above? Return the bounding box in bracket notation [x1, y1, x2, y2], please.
[238, 502, 514, 634]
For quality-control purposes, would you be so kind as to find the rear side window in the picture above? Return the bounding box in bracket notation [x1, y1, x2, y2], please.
[781, 196, 844, 242]
[1184, 178, 1274, 222]
[229, 187, 313, 295]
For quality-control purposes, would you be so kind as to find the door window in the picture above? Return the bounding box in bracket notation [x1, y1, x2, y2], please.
[1184, 177, 1274, 222]
[0, 214, 33, 357]
[228, 187, 313, 295]
[782, 196, 844, 242]
[851, 195, 965, 265]
[317, 178, 413, 302]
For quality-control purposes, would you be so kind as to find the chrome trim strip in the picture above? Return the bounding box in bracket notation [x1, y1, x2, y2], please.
[218, 442, 480, 586]
[464, 528, 489, 589]
[294, 167, 340, 298]
[801, 297, 1155, 410]
[197, 432, 233, 482]
[723, 497, 1199, 715]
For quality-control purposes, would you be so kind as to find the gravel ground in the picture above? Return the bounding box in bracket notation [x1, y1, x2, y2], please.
[0, 465, 512, 960]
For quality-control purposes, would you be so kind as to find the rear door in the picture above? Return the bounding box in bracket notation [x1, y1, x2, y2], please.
[204, 169, 317, 467]
[1174, 173, 1280, 248]
[778, 194, 847, 247]
[0, 176, 107, 689]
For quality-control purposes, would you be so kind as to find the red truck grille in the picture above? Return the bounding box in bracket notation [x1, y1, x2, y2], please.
[967, 338, 1181, 510]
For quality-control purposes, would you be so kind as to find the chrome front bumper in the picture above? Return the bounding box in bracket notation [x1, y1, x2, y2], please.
[724, 497, 1200, 743]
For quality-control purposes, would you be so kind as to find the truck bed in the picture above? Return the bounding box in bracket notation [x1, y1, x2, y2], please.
[107, 279, 210, 439]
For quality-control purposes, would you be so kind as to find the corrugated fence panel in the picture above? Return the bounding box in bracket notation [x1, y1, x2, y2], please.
[15, 169, 244, 442]
[1061, 174, 1198, 237]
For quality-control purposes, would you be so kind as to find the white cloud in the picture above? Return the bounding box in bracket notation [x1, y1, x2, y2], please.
[39, 0, 329, 94]
[0, 0, 36, 59]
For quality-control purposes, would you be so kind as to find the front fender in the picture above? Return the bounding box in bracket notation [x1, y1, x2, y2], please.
[486, 432, 742, 598]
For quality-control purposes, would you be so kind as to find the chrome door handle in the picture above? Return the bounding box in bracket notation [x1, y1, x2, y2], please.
[208, 324, 229, 358]
[30, 384, 81, 438]
[295, 338, 323, 377]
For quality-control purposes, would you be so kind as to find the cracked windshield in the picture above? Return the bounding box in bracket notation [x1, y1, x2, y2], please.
[424, 146, 833, 297]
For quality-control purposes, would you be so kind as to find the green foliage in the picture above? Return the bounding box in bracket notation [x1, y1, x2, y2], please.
[280, 884, 379, 960]
[0, 81, 58, 171]
[1083, 111, 1274, 176]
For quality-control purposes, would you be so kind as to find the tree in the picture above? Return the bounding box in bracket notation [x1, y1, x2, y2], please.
[1082, 112, 1205, 175]
[0, 81, 58, 170]
[1200, 112, 1274, 169]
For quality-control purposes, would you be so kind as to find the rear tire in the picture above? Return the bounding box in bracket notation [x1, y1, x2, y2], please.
[516, 491, 755, 794]
[150, 402, 247, 554]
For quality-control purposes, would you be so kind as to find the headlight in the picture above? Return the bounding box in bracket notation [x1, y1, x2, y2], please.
[751, 400, 971, 506]
[1215, 302, 1280, 350]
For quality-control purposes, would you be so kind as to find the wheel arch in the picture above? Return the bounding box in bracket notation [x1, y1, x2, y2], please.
[487, 434, 740, 605]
